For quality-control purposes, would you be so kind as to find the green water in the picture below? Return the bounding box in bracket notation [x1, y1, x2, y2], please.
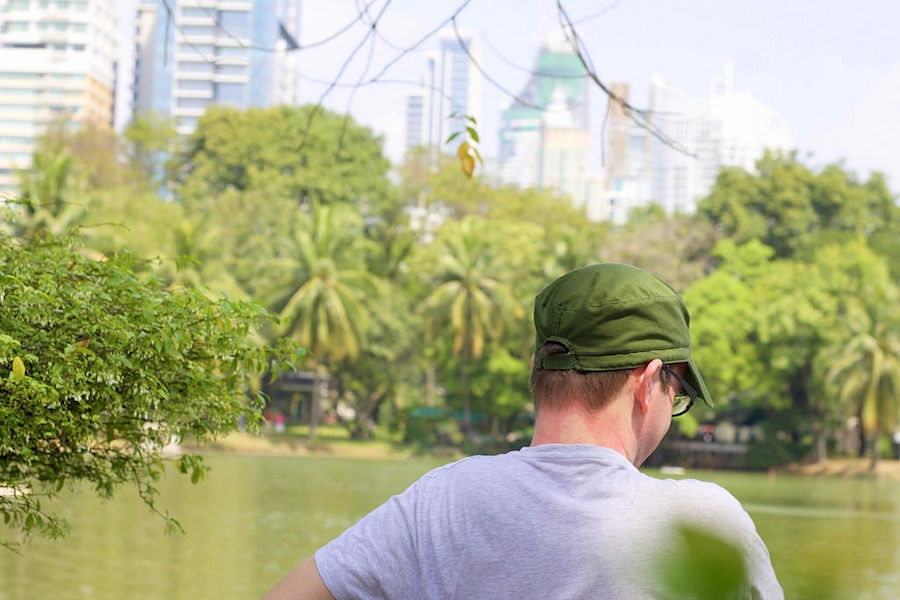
[1, 454, 898, 599]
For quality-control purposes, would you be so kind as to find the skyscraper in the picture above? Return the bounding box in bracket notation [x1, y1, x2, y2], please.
[0, 0, 119, 197]
[606, 64, 793, 219]
[654, 65, 794, 214]
[133, 0, 300, 136]
[602, 82, 653, 223]
[497, 35, 593, 212]
[404, 29, 481, 157]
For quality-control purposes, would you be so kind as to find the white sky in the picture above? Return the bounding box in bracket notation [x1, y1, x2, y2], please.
[292, 0, 900, 192]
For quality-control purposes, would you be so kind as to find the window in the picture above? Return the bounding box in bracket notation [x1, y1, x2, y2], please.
[177, 61, 213, 74]
[216, 45, 247, 58]
[182, 7, 211, 19]
[9, 0, 29, 10]
[0, 152, 31, 162]
[179, 43, 214, 55]
[176, 97, 209, 109]
[4, 22, 28, 32]
[181, 25, 214, 37]
[218, 10, 249, 38]
[0, 136, 34, 144]
[178, 80, 211, 93]
[216, 64, 245, 77]
[214, 82, 243, 106]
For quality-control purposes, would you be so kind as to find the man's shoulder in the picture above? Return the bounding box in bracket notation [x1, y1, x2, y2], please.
[422, 449, 524, 480]
[645, 475, 745, 514]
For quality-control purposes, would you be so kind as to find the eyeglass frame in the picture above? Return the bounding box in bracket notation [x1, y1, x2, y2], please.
[661, 364, 697, 417]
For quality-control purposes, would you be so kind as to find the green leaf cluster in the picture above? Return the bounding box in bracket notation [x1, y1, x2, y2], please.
[0, 236, 298, 544]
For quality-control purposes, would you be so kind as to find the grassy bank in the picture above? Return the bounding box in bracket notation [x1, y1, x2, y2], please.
[185, 424, 464, 461]
[188, 426, 900, 480]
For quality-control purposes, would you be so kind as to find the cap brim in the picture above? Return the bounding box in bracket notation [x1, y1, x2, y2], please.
[685, 357, 713, 408]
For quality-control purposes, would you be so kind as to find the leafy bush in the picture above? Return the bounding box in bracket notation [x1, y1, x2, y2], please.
[0, 236, 299, 545]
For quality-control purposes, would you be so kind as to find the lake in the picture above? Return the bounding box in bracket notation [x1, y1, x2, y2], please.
[1, 453, 898, 599]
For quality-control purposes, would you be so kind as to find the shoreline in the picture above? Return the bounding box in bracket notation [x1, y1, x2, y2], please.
[186, 432, 900, 480]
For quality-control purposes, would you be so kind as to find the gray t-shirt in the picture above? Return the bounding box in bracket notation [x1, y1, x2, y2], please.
[315, 444, 783, 599]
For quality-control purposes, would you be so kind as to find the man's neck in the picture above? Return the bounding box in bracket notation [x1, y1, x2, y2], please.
[530, 400, 637, 463]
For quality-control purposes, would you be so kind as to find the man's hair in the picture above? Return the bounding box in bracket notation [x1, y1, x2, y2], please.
[530, 342, 633, 411]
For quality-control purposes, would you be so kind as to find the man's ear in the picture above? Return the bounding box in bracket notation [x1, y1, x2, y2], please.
[633, 359, 663, 415]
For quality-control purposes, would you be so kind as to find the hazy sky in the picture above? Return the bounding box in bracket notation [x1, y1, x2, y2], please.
[292, 0, 900, 191]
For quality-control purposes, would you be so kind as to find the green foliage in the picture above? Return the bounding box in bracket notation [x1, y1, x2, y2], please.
[415, 217, 537, 429]
[12, 100, 900, 471]
[123, 111, 178, 185]
[0, 236, 300, 544]
[13, 144, 78, 242]
[268, 203, 382, 362]
[654, 524, 749, 600]
[175, 105, 391, 207]
[699, 152, 898, 259]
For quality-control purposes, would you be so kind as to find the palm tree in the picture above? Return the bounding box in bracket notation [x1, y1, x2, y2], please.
[418, 217, 525, 433]
[825, 297, 900, 471]
[268, 203, 383, 439]
[15, 148, 84, 241]
[166, 216, 247, 300]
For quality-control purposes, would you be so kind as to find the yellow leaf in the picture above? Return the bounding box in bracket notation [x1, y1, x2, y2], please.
[461, 154, 475, 178]
[11, 356, 25, 382]
[456, 140, 470, 161]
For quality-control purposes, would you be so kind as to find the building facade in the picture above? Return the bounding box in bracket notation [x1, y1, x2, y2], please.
[601, 82, 653, 223]
[134, 0, 300, 136]
[605, 64, 793, 221]
[496, 35, 594, 214]
[404, 28, 482, 157]
[0, 0, 119, 197]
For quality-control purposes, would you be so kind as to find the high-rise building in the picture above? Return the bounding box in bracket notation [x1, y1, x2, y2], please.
[404, 29, 481, 157]
[602, 83, 654, 223]
[0, 0, 119, 197]
[605, 64, 793, 220]
[497, 35, 594, 213]
[133, 0, 301, 136]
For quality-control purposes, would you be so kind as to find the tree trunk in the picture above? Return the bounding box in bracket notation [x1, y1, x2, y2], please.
[309, 368, 320, 442]
[460, 343, 471, 435]
[869, 427, 881, 472]
[814, 428, 827, 463]
[857, 404, 867, 457]
[425, 365, 435, 407]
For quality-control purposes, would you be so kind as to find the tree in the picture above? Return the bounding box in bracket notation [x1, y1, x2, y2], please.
[163, 216, 248, 300]
[698, 152, 898, 259]
[604, 212, 717, 291]
[14, 146, 81, 241]
[819, 251, 900, 470]
[416, 217, 534, 432]
[0, 235, 298, 546]
[174, 105, 391, 208]
[123, 111, 178, 186]
[266, 203, 383, 439]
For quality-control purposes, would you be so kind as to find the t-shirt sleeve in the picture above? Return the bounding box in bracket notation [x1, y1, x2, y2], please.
[314, 482, 424, 600]
[688, 481, 784, 600]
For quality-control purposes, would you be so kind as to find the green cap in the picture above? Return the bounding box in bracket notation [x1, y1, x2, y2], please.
[533, 263, 712, 407]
